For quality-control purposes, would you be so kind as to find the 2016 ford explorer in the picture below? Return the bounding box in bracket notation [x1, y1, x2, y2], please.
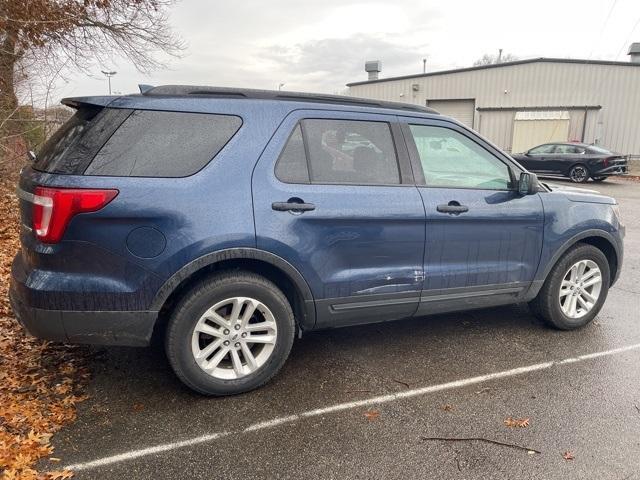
[10, 86, 624, 395]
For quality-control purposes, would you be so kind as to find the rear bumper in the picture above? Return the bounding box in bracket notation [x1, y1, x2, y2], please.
[9, 284, 158, 347]
[593, 164, 628, 176]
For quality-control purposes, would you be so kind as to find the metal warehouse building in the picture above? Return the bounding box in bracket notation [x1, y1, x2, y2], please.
[347, 48, 640, 159]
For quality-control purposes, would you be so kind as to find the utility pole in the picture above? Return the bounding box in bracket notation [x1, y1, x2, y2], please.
[278, 83, 285, 91]
[101, 70, 117, 95]
[422, 58, 427, 73]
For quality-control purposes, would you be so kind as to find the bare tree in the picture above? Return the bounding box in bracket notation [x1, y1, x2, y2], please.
[473, 52, 518, 67]
[0, 0, 183, 169]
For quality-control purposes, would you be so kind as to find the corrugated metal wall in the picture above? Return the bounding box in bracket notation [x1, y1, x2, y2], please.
[348, 61, 640, 155]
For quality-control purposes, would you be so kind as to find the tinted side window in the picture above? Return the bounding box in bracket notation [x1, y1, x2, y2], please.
[302, 119, 400, 185]
[86, 111, 242, 177]
[409, 125, 511, 190]
[34, 107, 132, 174]
[555, 145, 584, 154]
[275, 125, 309, 183]
[529, 144, 555, 154]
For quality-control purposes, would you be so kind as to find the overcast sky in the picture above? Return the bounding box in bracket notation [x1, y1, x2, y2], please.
[53, 0, 640, 101]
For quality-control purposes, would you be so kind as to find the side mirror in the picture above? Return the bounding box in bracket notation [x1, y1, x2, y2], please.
[27, 150, 36, 162]
[518, 172, 539, 195]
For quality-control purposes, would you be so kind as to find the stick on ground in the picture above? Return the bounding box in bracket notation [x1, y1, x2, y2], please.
[421, 436, 542, 454]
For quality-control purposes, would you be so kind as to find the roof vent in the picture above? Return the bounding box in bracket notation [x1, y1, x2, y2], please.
[628, 43, 640, 63]
[365, 60, 382, 81]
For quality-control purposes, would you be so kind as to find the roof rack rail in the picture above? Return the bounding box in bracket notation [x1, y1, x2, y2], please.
[142, 85, 437, 114]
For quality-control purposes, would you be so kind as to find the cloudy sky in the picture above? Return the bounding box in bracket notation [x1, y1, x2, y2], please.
[53, 0, 640, 100]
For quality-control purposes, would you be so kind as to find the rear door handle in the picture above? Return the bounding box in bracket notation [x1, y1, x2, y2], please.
[437, 201, 469, 215]
[272, 200, 316, 213]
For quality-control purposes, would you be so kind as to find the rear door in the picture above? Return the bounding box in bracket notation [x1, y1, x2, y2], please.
[252, 110, 426, 329]
[400, 117, 544, 314]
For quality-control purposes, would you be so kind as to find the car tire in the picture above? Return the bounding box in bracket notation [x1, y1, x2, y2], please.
[165, 271, 295, 396]
[529, 243, 610, 330]
[592, 176, 607, 182]
[569, 164, 590, 183]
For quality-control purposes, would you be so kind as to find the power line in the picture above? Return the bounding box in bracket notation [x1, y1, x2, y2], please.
[588, 0, 617, 59]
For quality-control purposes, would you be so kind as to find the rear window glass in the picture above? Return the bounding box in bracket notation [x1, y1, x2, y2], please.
[589, 145, 612, 154]
[34, 107, 132, 174]
[86, 111, 242, 177]
[302, 119, 400, 185]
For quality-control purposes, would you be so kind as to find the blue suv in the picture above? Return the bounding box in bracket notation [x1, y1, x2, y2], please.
[10, 86, 624, 395]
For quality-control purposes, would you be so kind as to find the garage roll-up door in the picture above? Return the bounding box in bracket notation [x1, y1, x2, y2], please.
[511, 110, 570, 153]
[427, 99, 475, 128]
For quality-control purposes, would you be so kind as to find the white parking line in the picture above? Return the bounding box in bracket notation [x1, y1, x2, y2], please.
[64, 342, 640, 472]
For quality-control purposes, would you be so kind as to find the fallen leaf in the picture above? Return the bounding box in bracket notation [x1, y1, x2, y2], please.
[563, 451, 575, 461]
[0, 178, 90, 478]
[132, 403, 145, 412]
[46, 470, 74, 479]
[363, 409, 380, 421]
[440, 404, 454, 412]
[504, 417, 530, 428]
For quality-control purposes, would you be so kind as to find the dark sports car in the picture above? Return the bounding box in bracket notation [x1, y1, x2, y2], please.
[512, 142, 628, 183]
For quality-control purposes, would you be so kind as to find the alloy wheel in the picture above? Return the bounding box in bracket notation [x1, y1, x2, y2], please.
[558, 259, 602, 319]
[570, 166, 588, 183]
[191, 297, 278, 380]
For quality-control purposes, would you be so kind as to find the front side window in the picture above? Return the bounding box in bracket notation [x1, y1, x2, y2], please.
[408, 124, 511, 190]
[303, 119, 400, 185]
[529, 144, 555, 154]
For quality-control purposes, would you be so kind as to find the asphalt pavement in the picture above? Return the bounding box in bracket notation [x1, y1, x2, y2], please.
[44, 178, 640, 479]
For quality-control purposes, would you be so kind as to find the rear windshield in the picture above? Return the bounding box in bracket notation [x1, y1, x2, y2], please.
[34, 107, 132, 174]
[34, 108, 242, 177]
[588, 145, 612, 154]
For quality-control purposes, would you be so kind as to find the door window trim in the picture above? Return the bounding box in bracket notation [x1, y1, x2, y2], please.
[400, 120, 519, 191]
[273, 117, 416, 187]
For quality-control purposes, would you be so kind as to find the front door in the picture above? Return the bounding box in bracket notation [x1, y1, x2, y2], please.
[400, 118, 544, 315]
[252, 111, 426, 329]
[520, 144, 556, 174]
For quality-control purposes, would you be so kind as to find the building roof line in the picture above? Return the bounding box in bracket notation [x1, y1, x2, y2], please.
[346, 57, 640, 87]
[476, 105, 602, 112]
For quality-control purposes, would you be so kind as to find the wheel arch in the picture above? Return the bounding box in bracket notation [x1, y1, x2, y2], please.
[151, 248, 316, 335]
[541, 230, 620, 287]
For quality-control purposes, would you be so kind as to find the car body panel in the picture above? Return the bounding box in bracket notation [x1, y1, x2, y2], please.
[513, 142, 628, 179]
[252, 110, 426, 328]
[9, 92, 625, 346]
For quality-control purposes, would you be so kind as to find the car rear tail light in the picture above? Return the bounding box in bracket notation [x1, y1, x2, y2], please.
[603, 157, 611, 167]
[32, 187, 118, 243]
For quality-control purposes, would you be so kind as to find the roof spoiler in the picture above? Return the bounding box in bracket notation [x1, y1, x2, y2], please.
[61, 96, 115, 109]
[138, 84, 154, 94]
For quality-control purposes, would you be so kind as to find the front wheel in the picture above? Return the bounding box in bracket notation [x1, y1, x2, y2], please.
[569, 164, 590, 183]
[529, 243, 610, 330]
[166, 271, 295, 395]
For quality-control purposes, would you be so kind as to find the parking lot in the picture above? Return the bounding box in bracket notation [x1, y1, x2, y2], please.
[46, 179, 640, 479]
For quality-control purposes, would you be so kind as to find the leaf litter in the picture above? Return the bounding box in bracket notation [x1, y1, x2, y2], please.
[0, 179, 91, 479]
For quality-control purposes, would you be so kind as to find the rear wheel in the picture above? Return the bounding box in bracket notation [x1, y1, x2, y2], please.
[529, 243, 609, 330]
[569, 164, 590, 183]
[166, 271, 295, 395]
